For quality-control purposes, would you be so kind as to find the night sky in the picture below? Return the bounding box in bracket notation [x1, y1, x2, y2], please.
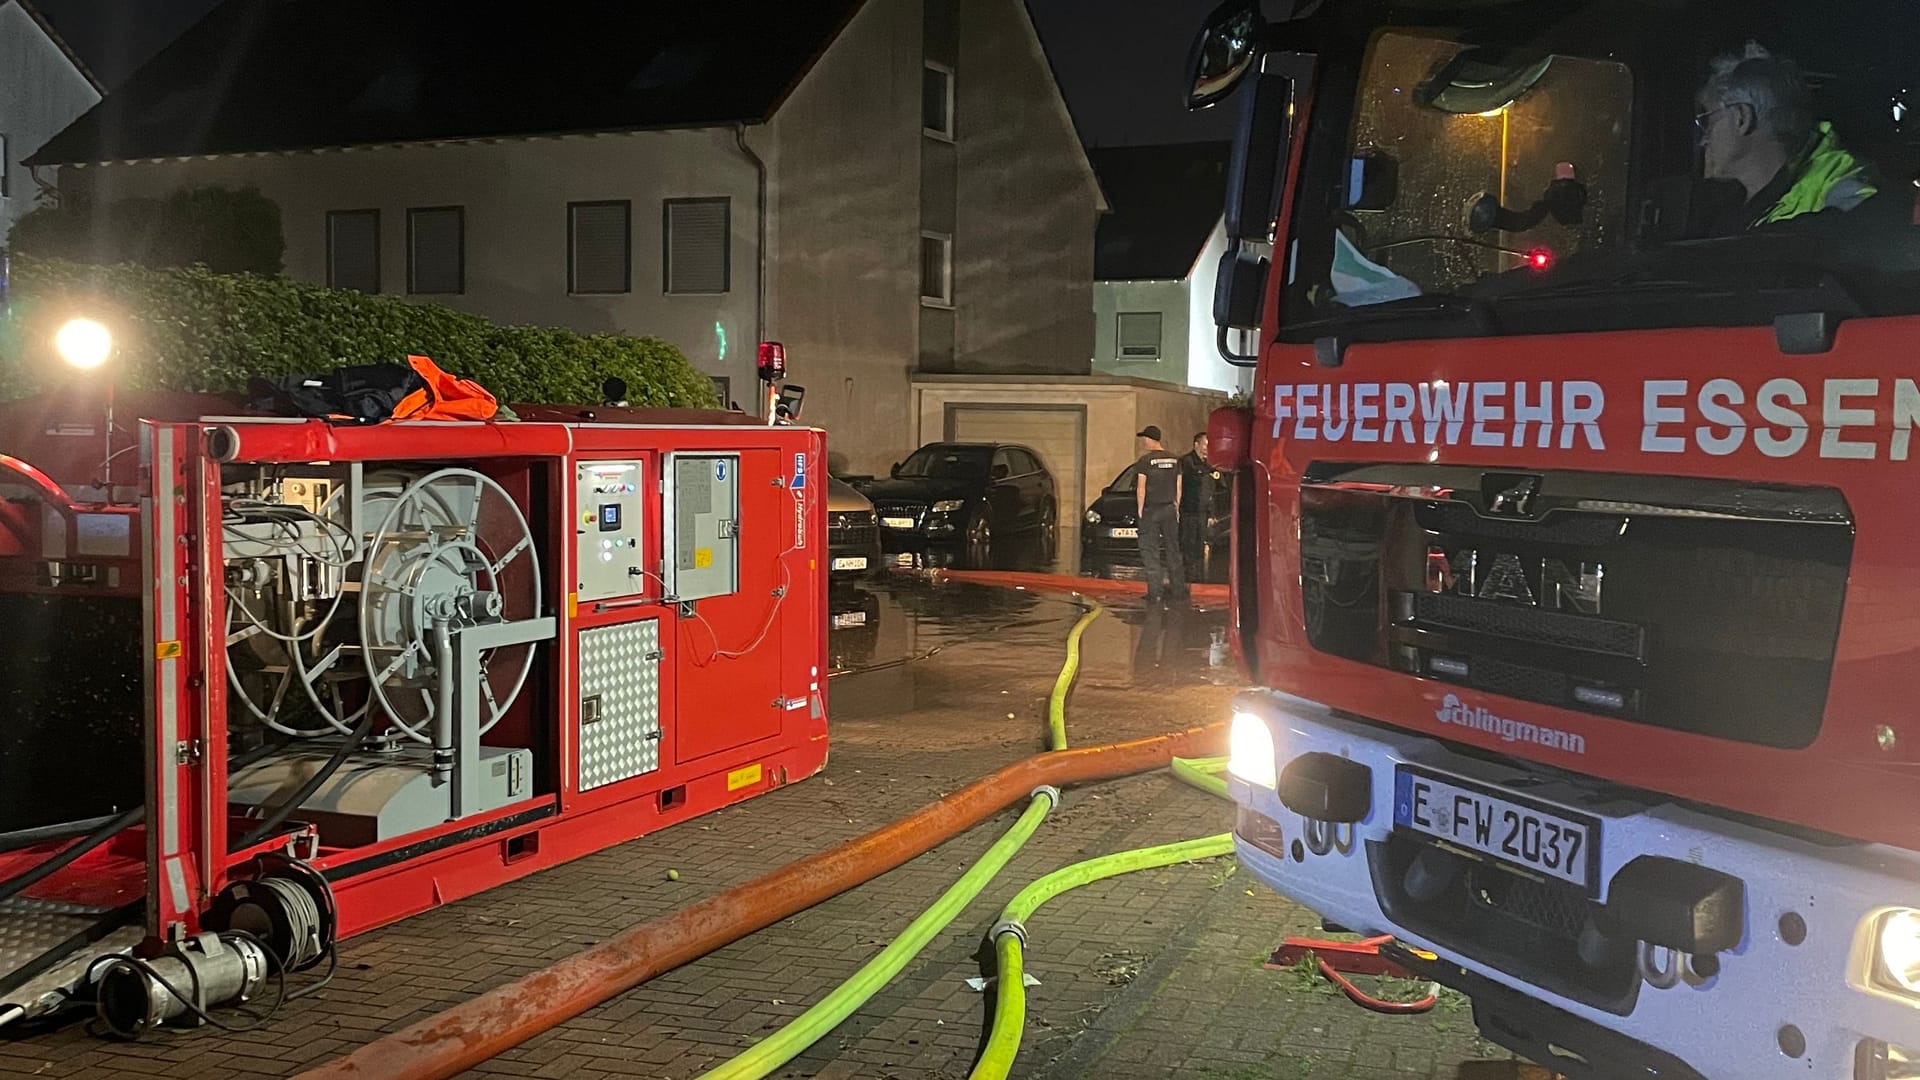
[33, 0, 1236, 148]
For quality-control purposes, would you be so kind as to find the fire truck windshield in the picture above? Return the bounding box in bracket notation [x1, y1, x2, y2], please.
[1277, 0, 1920, 343]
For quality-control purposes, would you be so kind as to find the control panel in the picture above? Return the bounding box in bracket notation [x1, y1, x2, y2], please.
[575, 460, 647, 603]
[663, 453, 740, 603]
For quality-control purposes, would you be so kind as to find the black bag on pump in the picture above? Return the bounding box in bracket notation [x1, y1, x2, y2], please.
[247, 363, 425, 424]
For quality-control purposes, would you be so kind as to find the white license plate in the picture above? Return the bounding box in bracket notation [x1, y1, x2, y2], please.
[881, 516, 916, 530]
[1109, 527, 1138, 539]
[832, 556, 868, 571]
[832, 611, 868, 628]
[1394, 767, 1598, 892]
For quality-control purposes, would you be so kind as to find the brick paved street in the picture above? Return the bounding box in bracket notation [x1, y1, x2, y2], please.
[0, 580, 1513, 1080]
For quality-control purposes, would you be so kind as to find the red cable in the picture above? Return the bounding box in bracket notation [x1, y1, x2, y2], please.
[1315, 958, 1438, 1014]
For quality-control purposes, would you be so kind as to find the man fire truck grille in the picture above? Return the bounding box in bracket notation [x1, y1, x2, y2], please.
[828, 511, 877, 549]
[1299, 468, 1854, 750]
[1406, 593, 1645, 659]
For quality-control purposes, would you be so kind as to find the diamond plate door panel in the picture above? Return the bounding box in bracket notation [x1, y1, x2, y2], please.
[578, 619, 662, 791]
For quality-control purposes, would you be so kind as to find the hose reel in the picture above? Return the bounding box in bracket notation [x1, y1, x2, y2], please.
[224, 467, 541, 743]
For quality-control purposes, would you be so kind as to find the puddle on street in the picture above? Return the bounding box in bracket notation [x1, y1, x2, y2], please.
[827, 533, 1236, 721]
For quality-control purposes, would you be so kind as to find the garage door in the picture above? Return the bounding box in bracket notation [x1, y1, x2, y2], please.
[944, 405, 1087, 522]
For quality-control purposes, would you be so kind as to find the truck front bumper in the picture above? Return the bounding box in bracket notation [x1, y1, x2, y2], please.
[1229, 689, 1920, 1080]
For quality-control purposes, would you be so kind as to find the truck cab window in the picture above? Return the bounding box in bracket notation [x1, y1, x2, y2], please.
[1326, 34, 1632, 307]
[1278, 2, 1920, 343]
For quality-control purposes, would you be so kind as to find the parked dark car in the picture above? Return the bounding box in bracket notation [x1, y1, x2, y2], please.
[826, 476, 882, 580]
[1082, 463, 1228, 560]
[859, 443, 1056, 557]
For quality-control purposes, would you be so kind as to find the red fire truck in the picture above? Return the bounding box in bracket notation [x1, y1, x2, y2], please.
[1193, 2, 1920, 1077]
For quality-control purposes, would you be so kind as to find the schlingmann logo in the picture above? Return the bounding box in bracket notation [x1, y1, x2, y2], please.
[1436, 693, 1587, 755]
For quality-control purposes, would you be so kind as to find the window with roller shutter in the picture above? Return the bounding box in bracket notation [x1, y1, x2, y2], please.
[1116, 311, 1163, 360]
[569, 201, 631, 295]
[920, 232, 953, 307]
[407, 206, 464, 295]
[326, 209, 380, 293]
[664, 198, 729, 294]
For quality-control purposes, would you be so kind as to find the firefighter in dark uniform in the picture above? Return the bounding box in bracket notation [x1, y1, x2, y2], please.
[1133, 426, 1187, 605]
[1178, 432, 1211, 565]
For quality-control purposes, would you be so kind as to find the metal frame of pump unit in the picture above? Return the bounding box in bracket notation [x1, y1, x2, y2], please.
[127, 417, 828, 943]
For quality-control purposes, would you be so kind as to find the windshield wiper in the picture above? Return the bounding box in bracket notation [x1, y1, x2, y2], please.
[1288, 293, 1501, 337]
[1282, 294, 1504, 366]
[1496, 264, 1868, 317]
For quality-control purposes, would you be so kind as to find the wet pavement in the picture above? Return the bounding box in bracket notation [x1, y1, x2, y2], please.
[0, 576, 1513, 1080]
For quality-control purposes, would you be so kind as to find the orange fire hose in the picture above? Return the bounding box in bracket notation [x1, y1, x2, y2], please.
[295, 724, 1224, 1080]
[913, 568, 1229, 607]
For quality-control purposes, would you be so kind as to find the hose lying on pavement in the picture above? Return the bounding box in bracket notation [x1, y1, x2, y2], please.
[694, 787, 1061, 1080]
[914, 568, 1229, 608]
[1169, 755, 1231, 800]
[970, 833, 1237, 1080]
[294, 724, 1224, 1080]
[1047, 603, 1103, 751]
[968, 755, 1234, 1080]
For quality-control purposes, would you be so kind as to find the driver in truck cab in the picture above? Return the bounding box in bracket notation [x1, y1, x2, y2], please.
[1696, 42, 1878, 234]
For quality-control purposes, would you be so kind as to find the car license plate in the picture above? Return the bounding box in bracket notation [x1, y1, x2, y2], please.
[832, 611, 868, 629]
[881, 516, 915, 530]
[832, 556, 868, 571]
[1109, 527, 1138, 539]
[1393, 766, 1599, 892]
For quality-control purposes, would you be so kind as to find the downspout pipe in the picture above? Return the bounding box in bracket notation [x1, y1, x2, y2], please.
[734, 123, 769, 347]
[295, 724, 1225, 1080]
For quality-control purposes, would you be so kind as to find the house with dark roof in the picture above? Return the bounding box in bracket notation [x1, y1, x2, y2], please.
[1089, 142, 1250, 394]
[0, 0, 102, 240]
[26, 0, 1107, 477]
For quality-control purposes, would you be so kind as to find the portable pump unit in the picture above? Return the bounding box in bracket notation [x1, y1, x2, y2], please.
[0, 387, 828, 1033]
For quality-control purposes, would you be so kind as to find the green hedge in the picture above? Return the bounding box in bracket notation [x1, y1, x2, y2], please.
[0, 256, 718, 409]
[11, 186, 287, 276]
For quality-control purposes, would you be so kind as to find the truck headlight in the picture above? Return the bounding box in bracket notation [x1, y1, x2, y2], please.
[1228, 712, 1277, 789]
[1085, 509, 1102, 524]
[1874, 909, 1920, 999]
[931, 499, 966, 514]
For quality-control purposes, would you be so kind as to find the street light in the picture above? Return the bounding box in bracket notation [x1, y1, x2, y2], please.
[50, 316, 121, 494]
[54, 317, 113, 370]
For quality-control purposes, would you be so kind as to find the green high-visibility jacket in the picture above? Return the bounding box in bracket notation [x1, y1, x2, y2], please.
[1755, 122, 1877, 226]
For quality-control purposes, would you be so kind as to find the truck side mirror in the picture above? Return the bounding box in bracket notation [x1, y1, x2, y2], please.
[1186, 0, 1265, 110]
[1211, 51, 1312, 363]
[1346, 151, 1399, 212]
[890, 462, 903, 479]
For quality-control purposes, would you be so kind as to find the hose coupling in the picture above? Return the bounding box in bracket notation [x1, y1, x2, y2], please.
[1029, 785, 1062, 811]
[990, 919, 1028, 946]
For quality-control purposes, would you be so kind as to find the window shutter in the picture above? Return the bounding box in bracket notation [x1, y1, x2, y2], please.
[922, 65, 954, 138]
[570, 202, 630, 294]
[408, 207, 464, 295]
[665, 199, 729, 294]
[327, 210, 380, 293]
[919, 234, 952, 304]
[1117, 312, 1163, 359]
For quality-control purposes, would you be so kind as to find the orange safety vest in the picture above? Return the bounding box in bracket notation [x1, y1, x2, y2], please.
[391, 355, 498, 422]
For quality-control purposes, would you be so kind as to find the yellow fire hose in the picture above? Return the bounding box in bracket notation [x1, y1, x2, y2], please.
[1047, 602, 1104, 751]
[687, 595, 1222, 1080]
